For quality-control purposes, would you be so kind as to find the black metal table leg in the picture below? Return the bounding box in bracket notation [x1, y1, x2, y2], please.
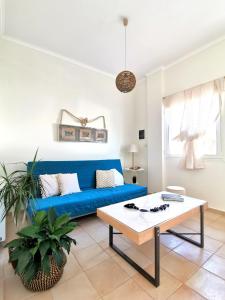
[165, 205, 204, 248]
[108, 205, 204, 287]
[109, 225, 160, 287]
[154, 226, 160, 286]
[109, 225, 113, 247]
[200, 205, 204, 248]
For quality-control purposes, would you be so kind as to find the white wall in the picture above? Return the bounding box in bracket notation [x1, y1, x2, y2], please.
[0, 38, 136, 171]
[144, 39, 225, 211]
[164, 40, 225, 212]
[133, 79, 148, 186]
[146, 71, 165, 192]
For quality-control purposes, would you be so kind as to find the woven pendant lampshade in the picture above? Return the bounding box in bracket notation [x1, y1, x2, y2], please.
[116, 18, 136, 93]
[116, 70, 136, 93]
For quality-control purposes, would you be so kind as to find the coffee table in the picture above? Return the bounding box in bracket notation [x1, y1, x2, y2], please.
[97, 192, 207, 287]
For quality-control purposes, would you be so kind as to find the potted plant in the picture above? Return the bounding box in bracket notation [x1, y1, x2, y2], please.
[5, 208, 76, 291]
[0, 150, 39, 225]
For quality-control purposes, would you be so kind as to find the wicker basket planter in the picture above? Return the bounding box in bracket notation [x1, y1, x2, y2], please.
[21, 254, 67, 292]
[5, 209, 76, 293]
[9, 248, 67, 292]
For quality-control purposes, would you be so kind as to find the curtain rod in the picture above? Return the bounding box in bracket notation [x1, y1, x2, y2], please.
[162, 76, 225, 100]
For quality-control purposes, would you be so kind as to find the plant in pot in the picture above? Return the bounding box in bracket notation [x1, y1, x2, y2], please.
[5, 208, 77, 291]
[0, 150, 39, 225]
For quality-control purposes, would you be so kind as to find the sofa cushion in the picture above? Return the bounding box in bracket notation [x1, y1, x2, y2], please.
[58, 173, 81, 196]
[27, 184, 147, 219]
[112, 169, 124, 186]
[39, 174, 60, 198]
[96, 170, 115, 188]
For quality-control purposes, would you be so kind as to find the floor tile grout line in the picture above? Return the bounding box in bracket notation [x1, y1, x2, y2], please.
[64, 255, 103, 298]
[72, 247, 110, 272]
[83, 258, 131, 298]
[164, 282, 183, 300]
[165, 284, 208, 300]
[172, 244, 215, 267]
[214, 241, 225, 254]
[201, 260, 225, 282]
[131, 264, 183, 299]
[159, 251, 200, 283]
[204, 233, 225, 244]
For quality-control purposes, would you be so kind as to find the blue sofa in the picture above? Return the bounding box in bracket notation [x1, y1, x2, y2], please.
[27, 159, 147, 219]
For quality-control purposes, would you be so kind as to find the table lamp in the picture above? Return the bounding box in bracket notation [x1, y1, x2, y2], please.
[128, 144, 138, 169]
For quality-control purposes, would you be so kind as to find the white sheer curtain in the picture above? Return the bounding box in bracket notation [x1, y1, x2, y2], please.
[164, 77, 224, 170]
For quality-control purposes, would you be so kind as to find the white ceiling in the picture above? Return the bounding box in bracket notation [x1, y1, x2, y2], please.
[3, 0, 225, 78]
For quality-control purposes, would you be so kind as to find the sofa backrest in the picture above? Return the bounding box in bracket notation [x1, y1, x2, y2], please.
[27, 159, 123, 190]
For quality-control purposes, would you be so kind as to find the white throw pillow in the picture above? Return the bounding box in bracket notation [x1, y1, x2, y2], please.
[39, 174, 60, 198]
[96, 170, 115, 188]
[57, 173, 81, 196]
[111, 169, 124, 186]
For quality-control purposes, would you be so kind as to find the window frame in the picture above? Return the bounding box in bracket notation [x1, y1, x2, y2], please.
[164, 107, 223, 159]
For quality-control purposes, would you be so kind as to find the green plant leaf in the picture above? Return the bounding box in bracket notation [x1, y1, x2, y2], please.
[48, 208, 57, 231]
[49, 240, 57, 252]
[0, 150, 39, 224]
[54, 225, 75, 237]
[9, 248, 25, 262]
[68, 221, 77, 228]
[53, 214, 70, 229]
[49, 234, 60, 242]
[15, 251, 32, 274]
[30, 245, 39, 256]
[60, 238, 71, 254]
[27, 148, 39, 174]
[5, 238, 24, 248]
[52, 249, 63, 267]
[34, 211, 47, 225]
[22, 260, 38, 283]
[41, 255, 50, 275]
[39, 241, 50, 258]
[17, 225, 40, 238]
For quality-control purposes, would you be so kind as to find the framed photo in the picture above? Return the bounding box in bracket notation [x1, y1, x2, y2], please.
[59, 125, 76, 142]
[58, 124, 107, 143]
[95, 129, 107, 143]
[79, 128, 93, 142]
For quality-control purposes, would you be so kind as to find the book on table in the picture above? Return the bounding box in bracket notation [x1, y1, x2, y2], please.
[161, 193, 184, 202]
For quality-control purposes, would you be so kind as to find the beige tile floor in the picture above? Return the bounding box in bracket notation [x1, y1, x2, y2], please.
[0, 209, 225, 300]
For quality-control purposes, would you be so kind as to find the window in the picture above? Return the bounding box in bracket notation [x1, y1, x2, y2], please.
[165, 112, 220, 157]
[163, 78, 223, 165]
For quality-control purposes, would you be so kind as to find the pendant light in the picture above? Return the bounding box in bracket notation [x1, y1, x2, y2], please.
[116, 17, 136, 93]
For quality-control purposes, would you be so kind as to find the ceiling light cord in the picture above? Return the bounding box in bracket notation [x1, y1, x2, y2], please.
[115, 17, 136, 93]
[124, 25, 127, 70]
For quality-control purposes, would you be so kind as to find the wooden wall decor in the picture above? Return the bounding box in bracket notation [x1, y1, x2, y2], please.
[58, 109, 108, 143]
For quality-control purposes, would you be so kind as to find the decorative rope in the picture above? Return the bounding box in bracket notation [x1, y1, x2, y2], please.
[59, 109, 106, 129]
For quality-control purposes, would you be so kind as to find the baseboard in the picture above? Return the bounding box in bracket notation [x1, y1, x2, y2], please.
[207, 207, 225, 216]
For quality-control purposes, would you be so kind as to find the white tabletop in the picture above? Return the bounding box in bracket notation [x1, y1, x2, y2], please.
[98, 192, 207, 233]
